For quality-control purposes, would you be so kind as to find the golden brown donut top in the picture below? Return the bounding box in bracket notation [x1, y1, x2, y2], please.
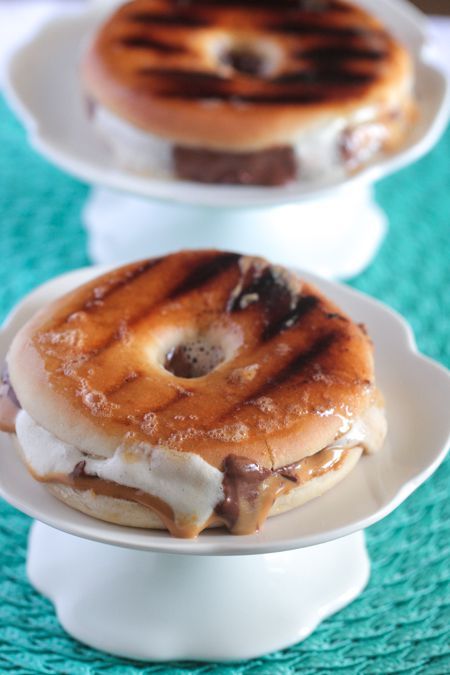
[9, 251, 378, 469]
[82, 0, 412, 149]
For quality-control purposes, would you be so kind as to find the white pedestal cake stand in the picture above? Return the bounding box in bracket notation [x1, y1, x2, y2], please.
[4, 0, 449, 275]
[1, 268, 449, 661]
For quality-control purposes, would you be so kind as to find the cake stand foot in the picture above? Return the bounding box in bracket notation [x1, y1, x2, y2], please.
[83, 187, 386, 278]
[27, 522, 370, 662]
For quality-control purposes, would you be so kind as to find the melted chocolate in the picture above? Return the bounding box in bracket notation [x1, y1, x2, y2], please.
[228, 266, 292, 314]
[215, 447, 347, 534]
[169, 252, 240, 298]
[71, 460, 88, 479]
[117, 36, 187, 54]
[0, 365, 21, 433]
[173, 146, 297, 186]
[1, 365, 20, 409]
[228, 266, 318, 340]
[35, 446, 347, 538]
[262, 294, 318, 341]
[215, 454, 272, 529]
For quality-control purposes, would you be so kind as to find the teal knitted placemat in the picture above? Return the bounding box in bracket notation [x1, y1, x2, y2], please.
[0, 95, 449, 674]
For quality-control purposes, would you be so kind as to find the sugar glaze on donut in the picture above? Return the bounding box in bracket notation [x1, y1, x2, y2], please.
[83, 0, 416, 185]
[4, 251, 387, 537]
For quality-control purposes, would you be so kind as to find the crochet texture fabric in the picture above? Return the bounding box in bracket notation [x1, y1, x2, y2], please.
[0, 97, 449, 674]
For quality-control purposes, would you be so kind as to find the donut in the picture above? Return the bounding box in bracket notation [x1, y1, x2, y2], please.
[82, 0, 416, 185]
[2, 251, 387, 537]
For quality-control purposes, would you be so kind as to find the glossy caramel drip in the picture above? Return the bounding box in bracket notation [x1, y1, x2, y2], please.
[30, 447, 348, 538]
[33, 465, 194, 538]
[93, 0, 395, 106]
[214, 448, 347, 535]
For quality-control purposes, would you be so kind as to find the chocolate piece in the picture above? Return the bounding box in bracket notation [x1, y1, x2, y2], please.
[0, 365, 21, 432]
[173, 146, 297, 186]
[215, 447, 347, 534]
[215, 454, 272, 529]
[71, 460, 87, 479]
[227, 264, 319, 341]
[1, 365, 20, 409]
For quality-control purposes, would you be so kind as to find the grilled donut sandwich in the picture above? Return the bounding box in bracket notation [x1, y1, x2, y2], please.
[82, 0, 416, 185]
[1, 251, 387, 537]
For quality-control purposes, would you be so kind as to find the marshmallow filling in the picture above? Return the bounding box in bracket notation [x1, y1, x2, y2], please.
[13, 405, 385, 538]
[91, 102, 411, 186]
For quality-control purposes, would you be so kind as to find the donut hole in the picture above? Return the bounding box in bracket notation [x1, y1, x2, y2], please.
[217, 38, 281, 78]
[221, 46, 265, 76]
[164, 339, 226, 379]
[156, 324, 242, 379]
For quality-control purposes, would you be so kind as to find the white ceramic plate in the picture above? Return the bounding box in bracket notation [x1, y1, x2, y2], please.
[4, 0, 449, 207]
[0, 267, 449, 555]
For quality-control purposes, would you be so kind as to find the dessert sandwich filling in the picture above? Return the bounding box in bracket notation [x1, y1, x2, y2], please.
[1, 379, 385, 538]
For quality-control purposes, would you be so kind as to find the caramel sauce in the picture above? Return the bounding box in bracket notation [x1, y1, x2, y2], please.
[30, 465, 202, 539]
[31, 447, 348, 538]
[214, 447, 347, 535]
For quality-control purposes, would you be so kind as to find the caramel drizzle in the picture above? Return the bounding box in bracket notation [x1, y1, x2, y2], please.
[214, 448, 347, 535]
[31, 448, 348, 538]
[32, 463, 198, 539]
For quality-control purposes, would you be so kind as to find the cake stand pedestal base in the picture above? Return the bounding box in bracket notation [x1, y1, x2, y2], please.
[27, 521, 369, 662]
[83, 186, 386, 278]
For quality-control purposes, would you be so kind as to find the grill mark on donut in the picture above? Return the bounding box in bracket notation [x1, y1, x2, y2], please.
[128, 12, 209, 27]
[104, 371, 141, 397]
[273, 23, 372, 37]
[63, 253, 242, 364]
[298, 46, 387, 61]
[137, 68, 227, 83]
[205, 330, 339, 425]
[168, 252, 241, 299]
[82, 258, 162, 312]
[228, 267, 320, 341]
[240, 331, 338, 404]
[262, 294, 319, 341]
[117, 36, 187, 54]
[109, 0, 391, 106]
[136, 63, 377, 99]
[272, 70, 375, 85]
[263, 331, 337, 388]
[228, 267, 291, 313]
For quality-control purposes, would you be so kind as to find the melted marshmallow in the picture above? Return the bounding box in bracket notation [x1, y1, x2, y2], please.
[15, 403, 385, 526]
[92, 103, 383, 183]
[16, 410, 224, 528]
